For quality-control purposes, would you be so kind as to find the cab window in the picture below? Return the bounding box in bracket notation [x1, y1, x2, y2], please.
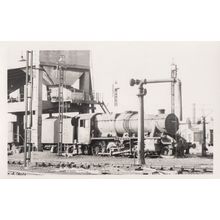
[80, 119, 85, 128]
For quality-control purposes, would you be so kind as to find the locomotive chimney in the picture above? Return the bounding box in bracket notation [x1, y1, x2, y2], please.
[158, 109, 165, 114]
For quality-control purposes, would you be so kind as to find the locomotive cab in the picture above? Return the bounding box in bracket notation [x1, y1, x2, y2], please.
[72, 113, 98, 145]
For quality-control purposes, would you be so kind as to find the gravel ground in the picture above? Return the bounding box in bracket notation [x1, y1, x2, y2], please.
[8, 151, 213, 175]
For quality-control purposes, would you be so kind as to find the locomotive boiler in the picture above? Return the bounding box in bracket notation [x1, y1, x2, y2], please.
[94, 111, 178, 137]
[71, 110, 179, 156]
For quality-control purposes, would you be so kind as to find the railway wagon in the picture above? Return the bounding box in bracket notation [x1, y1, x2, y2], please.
[42, 116, 74, 149]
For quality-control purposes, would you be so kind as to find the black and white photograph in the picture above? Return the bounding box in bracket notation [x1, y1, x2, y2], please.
[4, 42, 218, 176]
[1, 1, 220, 220]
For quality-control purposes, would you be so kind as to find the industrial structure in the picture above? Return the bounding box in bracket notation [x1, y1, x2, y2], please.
[7, 50, 109, 164]
[178, 109, 214, 156]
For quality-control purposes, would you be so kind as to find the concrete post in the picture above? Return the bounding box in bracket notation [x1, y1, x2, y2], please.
[35, 51, 43, 151]
[23, 51, 29, 167]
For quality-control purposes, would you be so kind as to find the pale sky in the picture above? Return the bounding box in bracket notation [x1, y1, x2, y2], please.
[5, 42, 220, 122]
[90, 42, 220, 121]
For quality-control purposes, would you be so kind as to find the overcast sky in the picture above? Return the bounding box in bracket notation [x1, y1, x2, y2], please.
[5, 42, 220, 121]
[90, 42, 220, 121]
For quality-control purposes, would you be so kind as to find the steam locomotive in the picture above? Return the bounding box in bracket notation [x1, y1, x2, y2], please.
[8, 109, 180, 156]
[67, 109, 179, 156]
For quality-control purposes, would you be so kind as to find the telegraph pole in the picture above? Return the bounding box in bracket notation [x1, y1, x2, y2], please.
[57, 56, 65, 156]
[130, 78, 147, 165]
[23, 51, 29, 167]
[112, 81, 120, 107]
[171, 63, 177, 114]
[23, 50, 34, 167]
[28, 51, 33, 161]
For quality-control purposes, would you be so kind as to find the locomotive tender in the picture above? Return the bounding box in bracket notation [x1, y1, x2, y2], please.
[70, 110, 179, 156]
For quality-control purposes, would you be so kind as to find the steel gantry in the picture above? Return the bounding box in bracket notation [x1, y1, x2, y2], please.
[23, 50, 34, 167]
[57, 56, 65, 156]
